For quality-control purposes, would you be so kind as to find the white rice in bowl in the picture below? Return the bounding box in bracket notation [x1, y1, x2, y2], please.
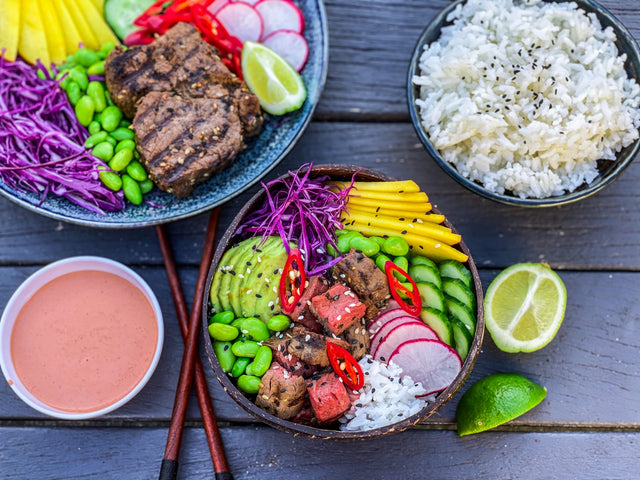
[339, 356, 434, 431]
[413, 0, 640, 199]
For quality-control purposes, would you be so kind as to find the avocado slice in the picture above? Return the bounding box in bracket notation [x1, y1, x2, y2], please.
[253, 242, 291, 321]
[210, 244, 241, 314]
[217, 237, 261, 315]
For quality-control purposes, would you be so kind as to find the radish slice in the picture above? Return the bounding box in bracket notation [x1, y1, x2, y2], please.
[262, 30, 309, 71]
[373, 322, 438, 362]
[370, 316, 423, 356]
[207, 0, 230, 15]
[216, 3, 263, 43]
[235, 0, 262, 4]
[369, 308, 415, 336]
[255, 0, 304, 39]
[389, 339, 462, 396]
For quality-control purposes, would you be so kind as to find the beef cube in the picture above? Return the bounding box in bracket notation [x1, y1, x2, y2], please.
[307, 372, 351, 423]
[333, 249, 391, 319]
[290, 404, 317, 426]
[285, 326, 349, 368]
[288, 276, 329, 333]
[342, 318, 370, 361]
[255, 363, 306, 420]
[271, 340, 318, 379]
[310, 283, 366, 335]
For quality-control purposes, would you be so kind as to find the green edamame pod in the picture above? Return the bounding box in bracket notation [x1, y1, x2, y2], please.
[237, 375, 261, 394]
[122, 174, 143, 205]
[210, 311, 235, 325]
[101, 105, 123, 132]
[267, 314, 291, 332]
[84, 131, 108, 149]
[236, 317, 270, 342]
[350, 236, 380, 257]
[74, 96, 95, 127]
[212, 341, 235, 373]
[138, 179, 154, 194]
[87, 60, 105, 76]
[208, 323, 239, 342]
[251, 346, 272, 377]
[382, 236, 410, 257]
[87, 81, 106, 113]
[92, 141, 114, 162]
[231, 340, 260, 358]
[88, 121, 101, 135]
[231, 357, 251, 378]
[108, 149, 133, 172]
[126, 161, 147, 182]
[98, 169, 122, 191]
[74, 48, 100, 67]
[115, 139, 135, 153]
[66, 81, 82, 105]
[69, 66, 88, 91]
[110, 127, 135, 141]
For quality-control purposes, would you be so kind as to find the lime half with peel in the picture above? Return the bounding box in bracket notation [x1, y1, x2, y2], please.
[484, 263, 566, 353]
[456, 373, 547, 436]
[241, 41, 307, 115]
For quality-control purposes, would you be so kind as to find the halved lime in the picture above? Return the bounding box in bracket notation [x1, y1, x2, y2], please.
[456, 372, 547, 436]
[241, 41, 307, 115]
[484, 263, 566, 353]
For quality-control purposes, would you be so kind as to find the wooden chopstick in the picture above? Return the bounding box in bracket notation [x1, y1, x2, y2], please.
[157, 208, 233, 480]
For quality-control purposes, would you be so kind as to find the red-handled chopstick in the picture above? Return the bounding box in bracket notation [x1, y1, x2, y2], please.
[156, 208, 233, 480]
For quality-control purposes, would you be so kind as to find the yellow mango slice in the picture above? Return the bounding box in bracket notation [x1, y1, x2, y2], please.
[330, 180, 421, 194]
[347, 195, 432, 213]
[61, 0, 99, 50]
[0, 0, 21, 62]
[38, 0, 66, 64]
[87, 0, 104, 15]
[18, 0, 50, 66]
[51, 0, 83, 54]
[349, 190, 429, 203]
[70, 0, 117, 45]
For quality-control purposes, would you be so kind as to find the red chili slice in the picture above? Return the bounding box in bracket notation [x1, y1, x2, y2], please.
[279, 248, 306, 314]
[384, 261, 422, 316]
[326, 342, 364, 390]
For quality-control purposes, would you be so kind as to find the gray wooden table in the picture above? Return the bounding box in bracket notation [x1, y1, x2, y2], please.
[1, 1, 640, 478]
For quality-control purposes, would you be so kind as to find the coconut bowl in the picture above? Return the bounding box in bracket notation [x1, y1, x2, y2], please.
[202, 164, 484, 439]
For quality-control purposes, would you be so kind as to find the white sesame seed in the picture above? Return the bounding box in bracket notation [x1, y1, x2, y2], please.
[305, 335, 311, 342]
[238, 274, 244, 279]
[246, 290, 252, 295]
[298, 315, 304, 320]
[345, 307, 351, 313]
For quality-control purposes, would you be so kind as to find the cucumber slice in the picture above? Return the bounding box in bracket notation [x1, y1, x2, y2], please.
[416, 282, 445, 312]
[104, 0, 156, 40]
[420, 307, 453, 346]
[444, 295, 475, 335]
[439, 260, 473, 290]
[442, 278, 475, 311]
[410, 255, 438, 271]
[450, 316, 473, 361]
[409, 264, 442, 289]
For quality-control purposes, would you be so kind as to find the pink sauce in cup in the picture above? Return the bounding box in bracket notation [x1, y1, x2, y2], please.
[10, 270, 159, 413]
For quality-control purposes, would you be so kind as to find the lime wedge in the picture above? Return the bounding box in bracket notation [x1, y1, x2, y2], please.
[456, 373, 547, 436]
[241, 41, 307, 116]
[484, 263, 566, 353]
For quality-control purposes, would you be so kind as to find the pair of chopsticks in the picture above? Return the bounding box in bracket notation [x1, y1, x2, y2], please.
[156, 208, 233, 480]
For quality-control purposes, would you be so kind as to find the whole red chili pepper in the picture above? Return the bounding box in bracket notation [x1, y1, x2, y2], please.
[326, 342, 364, 390]
[279, 248, 306, 314]
[384, 261, 422, 316]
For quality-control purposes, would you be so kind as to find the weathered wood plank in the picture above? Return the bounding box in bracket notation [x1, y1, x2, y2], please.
[0, 123, 638, 269]
[2, 267, 639, 428]
[0, 426, 638, 479]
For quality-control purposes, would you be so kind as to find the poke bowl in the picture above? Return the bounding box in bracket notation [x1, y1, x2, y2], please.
[202, 164, 484, 439]
[407, 0, 640, 207]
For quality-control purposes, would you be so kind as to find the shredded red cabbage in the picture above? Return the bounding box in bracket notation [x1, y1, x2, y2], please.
[0, 57, 124, 214]
[236, 164, 355, 276]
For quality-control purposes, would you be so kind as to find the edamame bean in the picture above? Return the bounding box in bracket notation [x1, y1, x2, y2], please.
[237, 375, 261, 394]
[244, 362, 255, 376]
[326, 242, 339, 258]
[267, 314, 291, 332]
[69, 66, 88, 91]
[87, 60, 105, 76]
[382, 236, 409, 257]
[110, 127, 135, 141]
[74, 48, 100, 67]
[37, 69, 46, 80]
[393, 256, 409, 275]
[88, 121, 101, 135]
[251, 346, 272, 377]
[108, 148, 133, 172]
[122, 174, 143, 205]
[138, 179, 154, 194]
[337, 234, 353, 253]
[375, 253, 391, 271]
[105, 91, 115, 107]
[101, 105, 123, 132]
[100, 41, 116, 56]
[104, 136, 117, 147]
[126, 161, 147, 182]
[98, 169, 122, 191]
[208, 323, 239, 342]
[74, 95, 95, 127]
[370, 236, 386, 248]
[115, 139, 135, 153]
[236, 317, 270, 342]
[350, 236, 380, 257]
[231, 357, 251, 378]
[231, 340, 260, 357]
[210, 310, 235, 325]
[87, 81, 106, 113]
[66, 81, 82, 106]
[119, 119, 132, 128]
[84, 131, 108, 149]
[92, 141, 114, 161]
[213, 341, 235, 373]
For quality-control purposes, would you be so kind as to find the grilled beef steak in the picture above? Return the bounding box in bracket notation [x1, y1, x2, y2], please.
[104, 22, 263, 198]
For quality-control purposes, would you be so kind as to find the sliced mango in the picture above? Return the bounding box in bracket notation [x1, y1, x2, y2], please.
[38, 0, 66, 64]
[51, 0, 83, 54]
[70, 0, 117, 46]
[61, 0, 99, 50]
[18, 0, 50, 66]
[349, 190, 429, 203]
[347, 195, 432, 213]
[86, 0, 104, 15]
[329, 180, 421, 194]
[0, 0, 21, 62]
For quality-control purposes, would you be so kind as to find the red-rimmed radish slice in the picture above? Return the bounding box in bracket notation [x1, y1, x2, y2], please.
[216, 3, 263, 43]
[235, 0, 262, 4]
[208, 0, 230, 15]
[373, 322, 438, 362]
[262, 30, 309, 71]
[369, 308, 414, 335]
[370, 316, 423, 355]
[255, 0, 304, 39]
[389, 339, 462, 396]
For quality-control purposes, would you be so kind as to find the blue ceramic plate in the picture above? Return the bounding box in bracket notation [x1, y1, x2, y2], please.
[407, 0, 640, 207]
[0, 0, 328, 227]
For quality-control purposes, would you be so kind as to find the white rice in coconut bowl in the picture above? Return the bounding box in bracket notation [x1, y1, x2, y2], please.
[413, 0, 640, 199]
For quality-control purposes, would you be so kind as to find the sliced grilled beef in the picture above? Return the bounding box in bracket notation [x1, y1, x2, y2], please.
[285, 327, 349, 368]
[288, 275, 329, 333]
[343, 318, 370, 361]
[255, 363, 306, 420]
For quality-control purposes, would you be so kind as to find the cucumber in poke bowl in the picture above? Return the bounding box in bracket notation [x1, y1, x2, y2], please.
[202, 164, 484, 438]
